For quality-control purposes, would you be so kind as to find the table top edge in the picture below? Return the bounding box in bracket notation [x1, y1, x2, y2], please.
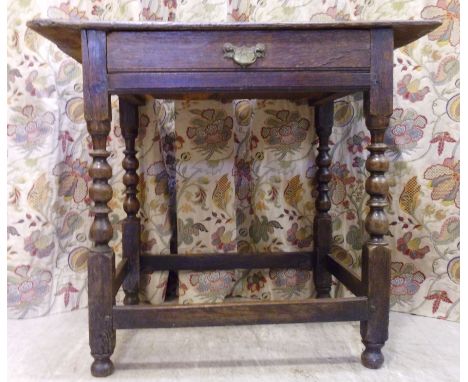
[27, 18, 441, 31]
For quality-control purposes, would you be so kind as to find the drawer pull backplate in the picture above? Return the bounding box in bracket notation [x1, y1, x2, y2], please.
[223, 43, 266, 68]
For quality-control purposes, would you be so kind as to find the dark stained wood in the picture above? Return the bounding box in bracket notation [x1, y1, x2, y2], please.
[119, 94, 146, 106]
[326, 254, 364, 297]
[113, 297, 369, 329]
[115, 89, 353, 102]
[26, 19, 441, 63]
[119, 98, 141, 305]
[82, 29, 115, 377]
[115, 92, 346, 104]
[113, 259, 128, 297]
[311, 93, 343, 106]
[107, 30, 370, 72]
[26, 18, 438, 376]
[360, 28, 393, 370]
[313, 102, 334, 298]
[107, 71, 372, 97]
[140, 252, 313, 272]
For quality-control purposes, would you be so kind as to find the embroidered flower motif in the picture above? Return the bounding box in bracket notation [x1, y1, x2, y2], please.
[385, 108, 427, 151]
[7, 105, 55, 151]
[432, 56, 459, 85]
[424, 157, 460, 208]
[421, 0, 460, 46]
[53, 156, 91, 203]
[246, 272, 267, 293]
[249, 215, 282, 244]
[261, 110, 310, 159]
[390, 262, 426, 305]
[270, 269, 310, 289]
[211, 226, 236, 252]
[24, 230, 55, 259]
[397, 232, 430, 259]
[347, 131, 370, 154]
[433, 216, 459, 244]
[287, 223, 313, 249]
[186, 109, 233, 159]
[397, 74, 430, 103]
[269, 269, 311, 298]
[8, 265, 52, 311]
[189, 271, 235, 295]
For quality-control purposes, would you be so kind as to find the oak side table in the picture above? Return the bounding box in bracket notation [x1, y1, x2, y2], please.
[27, 19, 440, 377]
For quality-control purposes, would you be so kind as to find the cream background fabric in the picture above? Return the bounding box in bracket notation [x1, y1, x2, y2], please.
[7, 0, 459, 320]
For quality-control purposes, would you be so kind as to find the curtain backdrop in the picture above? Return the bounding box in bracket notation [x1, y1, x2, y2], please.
[7, 0, 459, 320]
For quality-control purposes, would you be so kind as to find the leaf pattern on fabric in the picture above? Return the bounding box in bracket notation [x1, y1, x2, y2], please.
[399, 176, 421, 215]
[212, 174, 232, 213]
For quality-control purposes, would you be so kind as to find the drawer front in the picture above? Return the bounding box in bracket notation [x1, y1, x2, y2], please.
[107, 30, 370, 73]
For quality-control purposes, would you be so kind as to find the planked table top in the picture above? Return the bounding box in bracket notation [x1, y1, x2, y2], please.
[27, 19, 441, 63]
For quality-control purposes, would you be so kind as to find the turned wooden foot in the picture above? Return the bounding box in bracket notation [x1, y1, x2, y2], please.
[361, 342, 384, 369]
[91, 357, 114, 377]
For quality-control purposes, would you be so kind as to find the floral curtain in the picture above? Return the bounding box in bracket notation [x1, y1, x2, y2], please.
[7, 0, 459, 320]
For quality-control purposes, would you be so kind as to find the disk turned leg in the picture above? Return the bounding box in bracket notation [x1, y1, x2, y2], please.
[82, 30, 115, 377]
[360, 28, 393, 369]
[119, 98, 141, 305]
[360, 116, 391, 369]
[313, 102, 333, 298]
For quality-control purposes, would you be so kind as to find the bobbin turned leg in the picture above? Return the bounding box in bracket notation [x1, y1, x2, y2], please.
[360, 28, 393, 369]
[313, 102, 333, 298]
[82, 30, 115, 377]
[119, 98, 141, 305]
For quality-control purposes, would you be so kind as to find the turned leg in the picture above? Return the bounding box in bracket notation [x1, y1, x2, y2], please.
[82, 30, 115, 377]
[360, 114, 391, 369]
[360, 28, 393, 369]
[313, 102, 333, 298]
[119, 98, 141, 305]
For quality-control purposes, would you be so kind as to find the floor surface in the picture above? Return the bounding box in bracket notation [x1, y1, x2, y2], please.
[8, 310, 459, 381]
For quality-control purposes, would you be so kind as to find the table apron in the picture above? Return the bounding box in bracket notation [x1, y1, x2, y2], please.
[107, 70, 371, 96]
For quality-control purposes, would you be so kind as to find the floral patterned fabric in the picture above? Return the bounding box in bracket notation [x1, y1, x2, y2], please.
[7, 0, 459, 321]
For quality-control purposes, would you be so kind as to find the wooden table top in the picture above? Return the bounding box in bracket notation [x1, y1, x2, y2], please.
[27, 19, 441, 63]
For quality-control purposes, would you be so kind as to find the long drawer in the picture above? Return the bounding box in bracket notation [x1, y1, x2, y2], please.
[106, 29, 371, 73]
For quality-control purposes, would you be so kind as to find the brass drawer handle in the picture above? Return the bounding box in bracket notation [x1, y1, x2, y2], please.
[223, 43, 266, 68]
